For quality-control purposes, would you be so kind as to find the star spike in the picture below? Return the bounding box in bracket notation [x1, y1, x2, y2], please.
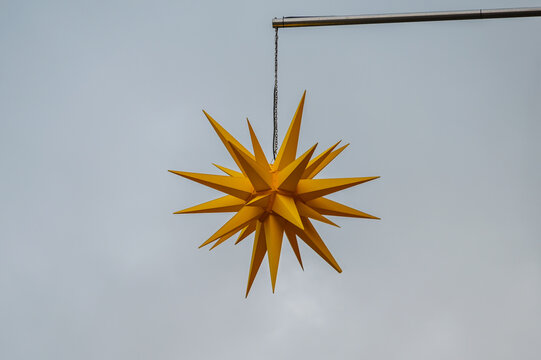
[302, 141, 341, 179]
[202, 110, 254, 174]
[246, 221, 267, 297]
[274, 91, 306, 170]
[228, 141, 273, 192]
[213, 163, 242, 177]
[272, 193, 303, 229]
[306, 197, 380, 219]
[284, 224, 304, 270]
[297, 176, 380, 201]
[305, 143, 349, 179]
[199, 206, 265, 248]
[246, 119, 271, 171]
[276, 143, 318, 192]
[264, 214, 284, 292]
[209, 228, 240, 250]
[235, 221, 257, 244]
[169, 170, 252, 200]
[246, 193, 273, 208]
[174, 195, 245, 214]
[296, 217, 342, 273]
[295, 200, 339, 227]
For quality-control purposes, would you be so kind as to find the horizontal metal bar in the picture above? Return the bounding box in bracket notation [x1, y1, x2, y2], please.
[272, 7, 541, 28]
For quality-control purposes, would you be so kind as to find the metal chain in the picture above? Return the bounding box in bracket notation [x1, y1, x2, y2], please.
[272, 28, 278, 160]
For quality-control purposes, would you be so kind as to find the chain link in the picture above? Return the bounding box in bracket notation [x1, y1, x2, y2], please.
[273, 28, 279, 160]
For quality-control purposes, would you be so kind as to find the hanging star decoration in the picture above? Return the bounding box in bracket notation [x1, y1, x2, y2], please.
[170, 92, 379, 296]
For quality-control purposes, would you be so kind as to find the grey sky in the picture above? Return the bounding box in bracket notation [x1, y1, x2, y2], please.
[1, 1, 540, 359]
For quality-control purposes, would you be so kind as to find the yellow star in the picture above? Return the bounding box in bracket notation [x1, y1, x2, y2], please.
[170, 92, 379, 296]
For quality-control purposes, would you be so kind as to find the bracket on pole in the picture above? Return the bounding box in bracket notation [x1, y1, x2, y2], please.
[272, 7, 541, 28]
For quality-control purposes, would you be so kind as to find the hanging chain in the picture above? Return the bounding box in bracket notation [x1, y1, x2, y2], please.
[272, 28, 279, 160]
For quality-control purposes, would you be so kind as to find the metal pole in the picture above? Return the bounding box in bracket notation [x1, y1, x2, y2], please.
[272, 7, 541, 28]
